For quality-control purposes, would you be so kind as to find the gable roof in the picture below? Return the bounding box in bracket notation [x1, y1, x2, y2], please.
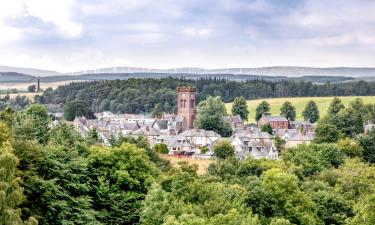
[261, 115, 288, 122]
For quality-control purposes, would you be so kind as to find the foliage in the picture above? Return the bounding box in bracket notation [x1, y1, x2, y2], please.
[357, 130, 375, 163]
[255, 100, 270, 121]
[194, 96, 232, 137]
[154, 143, 169, 154]
[213, 140, 235, 159]
[152, 103, 164, 118]
[28, 85, 36, 93]
[274, 136, 286, 154]
[302, 100, 320, 123]
[261, 123, 273, 135]
[337, 138, 363, 158]
[283, 143, 345, 178]
[315, 123, 341, 143]
[328, 97, 345, 117]
[86, 128, 101, 146]
[13, 104, 50, 144]
[280, 101, 296, 121]
[63, 100, 95, 121]
[0, 141, 37, 225]
[231, 96, 249, 121]
[87, 143, 158, 224]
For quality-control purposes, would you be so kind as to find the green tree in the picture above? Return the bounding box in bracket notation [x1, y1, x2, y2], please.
[88, 143, 158, 224]
[86, 128, 101, 146]
[280, 101, 296, 121]
[333, 108, 364, 137]
[213, 140, 235, 159]
[194, 96, 232, 137]
[27, 85, 36, 93]
[315, 123, 341, 143]
[261, 123, 273, 134]
[255, 101, 270, 121]
[63, 100, 95, 121]
[152, 103, 164, 118]
[154, 143, 169, 154]
[274, 136, 286, 154]
[0, 142, 37, 225]
[231, 96, 249, 121]
[357, 130, 375, 163]
[302, 100, 320, 123]
[337, 138, 363, 158]
[328, 97, 345, 117]
[13, 104, 50, 144]
[0, 122, 12, 145]
[349, 193, 375, 225]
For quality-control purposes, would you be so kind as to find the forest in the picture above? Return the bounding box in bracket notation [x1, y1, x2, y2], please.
[34, 78, 375, 117]
[1, 102, 375, 225]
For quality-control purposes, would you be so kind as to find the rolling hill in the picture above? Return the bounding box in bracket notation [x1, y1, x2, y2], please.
[225, 96, 375, 123]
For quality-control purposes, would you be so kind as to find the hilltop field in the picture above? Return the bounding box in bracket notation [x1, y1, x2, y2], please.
[226, 96, 375, 123]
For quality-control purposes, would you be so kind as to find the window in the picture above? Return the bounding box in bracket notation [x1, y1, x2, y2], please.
[190, 99, 194, 108]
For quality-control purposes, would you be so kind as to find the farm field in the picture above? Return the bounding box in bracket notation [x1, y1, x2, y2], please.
[226, 96, 375, 123]
[0, 80, 83, 100]
[160, 155, 212, 175]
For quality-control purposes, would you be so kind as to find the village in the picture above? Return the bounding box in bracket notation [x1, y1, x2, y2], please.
[73, 87, 316, 160]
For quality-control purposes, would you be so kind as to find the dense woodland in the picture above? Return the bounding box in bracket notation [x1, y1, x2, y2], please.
[35, 78, 375, 117]
[1, 102, 375, 225]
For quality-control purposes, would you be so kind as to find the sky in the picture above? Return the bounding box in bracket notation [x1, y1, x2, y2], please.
[0, 0, 375, 72]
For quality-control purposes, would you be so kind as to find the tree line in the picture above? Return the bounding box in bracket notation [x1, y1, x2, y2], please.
[33, 78, 375, 120]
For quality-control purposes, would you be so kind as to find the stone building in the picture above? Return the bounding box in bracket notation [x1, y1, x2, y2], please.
[177, 86, 196, 129]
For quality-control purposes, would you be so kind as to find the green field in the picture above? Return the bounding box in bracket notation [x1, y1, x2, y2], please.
[226, 96, 375, 123]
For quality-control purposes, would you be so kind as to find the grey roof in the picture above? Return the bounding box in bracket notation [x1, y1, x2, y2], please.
[181, 129, 221, 138]
[132, 126, 160, 136]
[154, 119, 169, 130]
[261, 115, 288, 122]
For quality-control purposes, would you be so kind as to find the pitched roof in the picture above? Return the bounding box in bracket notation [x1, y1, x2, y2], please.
[261, 115, 288, 122]
[181, 129, 221, 138]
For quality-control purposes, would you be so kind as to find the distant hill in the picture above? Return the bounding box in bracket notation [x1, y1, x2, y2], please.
[0, 72, 36, 83]
[0, 65, 59, 77]
[0, 71, 355, 84]
[2, 65, 375, 77]
[67, 66, 375, 77]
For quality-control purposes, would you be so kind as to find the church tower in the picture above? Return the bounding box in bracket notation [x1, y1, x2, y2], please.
[177, 86, 196, 129]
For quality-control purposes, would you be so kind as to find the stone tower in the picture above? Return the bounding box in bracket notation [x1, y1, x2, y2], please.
[177, 86, 196, 129]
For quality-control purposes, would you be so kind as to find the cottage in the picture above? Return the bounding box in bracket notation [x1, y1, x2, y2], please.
[180, 129, 221, 148]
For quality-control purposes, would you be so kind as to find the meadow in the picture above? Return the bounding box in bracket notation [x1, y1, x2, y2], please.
[226, 96, 375, 123]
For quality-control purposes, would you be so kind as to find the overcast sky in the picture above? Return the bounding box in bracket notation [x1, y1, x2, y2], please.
[0, 0, 375, 72]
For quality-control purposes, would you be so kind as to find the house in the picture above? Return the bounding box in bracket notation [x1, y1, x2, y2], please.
[224, 115, 245, 129]
[231, 136, 278, 160]
[131, 125, 160, 145]
[155, 135, 193, 154]
[258, 115, 289, 130]
[180, 129, 221, 148]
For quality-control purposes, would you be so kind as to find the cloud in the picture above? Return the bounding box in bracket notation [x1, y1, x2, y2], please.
[183, 27, 212, 37]
[0, 0, 375, 71]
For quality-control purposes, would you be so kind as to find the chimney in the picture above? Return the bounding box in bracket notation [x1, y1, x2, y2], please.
[37, 76, 41, 92]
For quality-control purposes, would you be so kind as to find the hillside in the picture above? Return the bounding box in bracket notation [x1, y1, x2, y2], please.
[226, 96, 375, 123]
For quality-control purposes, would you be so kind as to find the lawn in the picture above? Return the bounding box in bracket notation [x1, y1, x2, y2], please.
[226, 96, 375, 123]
